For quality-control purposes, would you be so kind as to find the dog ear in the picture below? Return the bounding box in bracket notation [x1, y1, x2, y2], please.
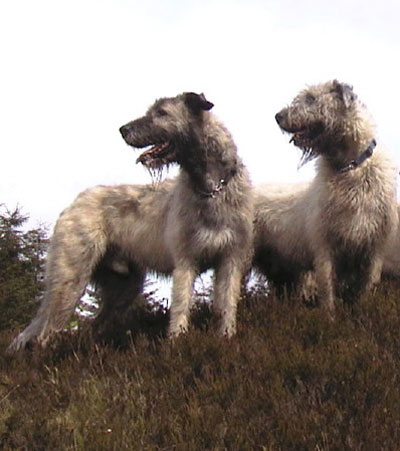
[184, 92, 214, 112]
[332, 80, 356, 108]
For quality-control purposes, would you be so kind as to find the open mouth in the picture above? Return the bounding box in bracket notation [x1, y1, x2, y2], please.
[289, 128, 307, 145]
[135, 142, 176, 169]
[280, 123, 324, 167]
[286, 123, 324, 148]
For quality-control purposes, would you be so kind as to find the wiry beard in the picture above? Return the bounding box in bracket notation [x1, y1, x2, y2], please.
[145, 163, 174, 185]
[298, 147, 319, 168]
[287, 123, 324, 168]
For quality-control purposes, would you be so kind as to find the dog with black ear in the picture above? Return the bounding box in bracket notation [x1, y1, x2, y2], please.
[253, 80, 397, 312]
[8, 92, 253, 352]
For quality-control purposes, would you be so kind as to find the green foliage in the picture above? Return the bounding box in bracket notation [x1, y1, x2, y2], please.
[0, 205, 48, 331]
[2, 282, 400, 450]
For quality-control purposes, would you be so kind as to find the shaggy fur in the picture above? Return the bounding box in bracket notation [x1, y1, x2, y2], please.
[253, 80, 398, 312]
[8, 92, 253, 352]
[382, 205, 400, 279]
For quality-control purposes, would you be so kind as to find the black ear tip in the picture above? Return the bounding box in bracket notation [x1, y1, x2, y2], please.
[331, 80, 356, 106]
[198, 93, 214, 111]
[201, 94, 214, 111]
[332, 79, 354, 92]
[185, 92, 214, 111]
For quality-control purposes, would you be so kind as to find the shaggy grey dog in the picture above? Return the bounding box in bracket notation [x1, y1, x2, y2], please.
[253, 80, 398, 312]
[8, 92, 253, 351]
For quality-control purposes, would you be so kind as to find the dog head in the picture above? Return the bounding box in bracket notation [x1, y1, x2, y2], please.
[275, 80, 358, 166]
[119, 92, 214, 170]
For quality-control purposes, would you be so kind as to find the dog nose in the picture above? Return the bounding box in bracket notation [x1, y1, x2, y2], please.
[275, 112, 284, 125]
[119, 124, 130, 140]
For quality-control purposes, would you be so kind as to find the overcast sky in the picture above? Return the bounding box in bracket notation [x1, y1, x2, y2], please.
[1, 0, 400, 229]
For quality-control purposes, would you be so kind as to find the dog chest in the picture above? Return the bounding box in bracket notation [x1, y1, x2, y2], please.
[320, 182, 394, 247]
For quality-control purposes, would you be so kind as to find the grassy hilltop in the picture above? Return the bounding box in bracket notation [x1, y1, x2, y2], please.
[1, 282, 400, 450]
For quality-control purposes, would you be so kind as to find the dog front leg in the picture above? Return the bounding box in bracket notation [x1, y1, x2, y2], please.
[365, 254, 384, 291]
[214, 259, 242, 337]
[314, 251, 336, 315]
[168, 264, 197, 338]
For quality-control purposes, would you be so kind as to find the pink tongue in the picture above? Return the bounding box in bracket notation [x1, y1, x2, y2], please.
[136, 143, 168, 165]
[152, 143, 167, 152]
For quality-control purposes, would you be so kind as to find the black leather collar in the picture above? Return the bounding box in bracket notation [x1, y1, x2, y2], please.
[339, 139, 376, 173]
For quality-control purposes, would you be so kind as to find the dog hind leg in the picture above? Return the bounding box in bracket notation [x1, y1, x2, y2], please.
[92, 264, 146, 335]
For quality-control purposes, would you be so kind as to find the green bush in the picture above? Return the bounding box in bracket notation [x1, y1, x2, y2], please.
[0, 206, 48, 331]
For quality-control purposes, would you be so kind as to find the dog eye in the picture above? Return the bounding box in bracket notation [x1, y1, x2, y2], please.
[157, 109, 168, 117]
[305, 94, 316, 105]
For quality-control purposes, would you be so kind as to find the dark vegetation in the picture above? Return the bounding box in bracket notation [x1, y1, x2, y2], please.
[1, 206, 400, 450]
[0, 206, 47, 332]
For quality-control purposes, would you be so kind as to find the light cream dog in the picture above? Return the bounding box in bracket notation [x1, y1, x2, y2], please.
[8, 92, 253, 352]
[253, 80, 398, 312]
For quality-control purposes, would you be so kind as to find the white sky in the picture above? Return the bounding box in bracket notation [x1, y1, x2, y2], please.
[1, 0, 400, 229]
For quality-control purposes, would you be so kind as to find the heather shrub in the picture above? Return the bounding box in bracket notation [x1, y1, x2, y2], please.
[1, 282, 400, 450]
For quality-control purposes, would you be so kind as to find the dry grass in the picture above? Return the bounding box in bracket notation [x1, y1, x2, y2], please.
[1, 282, 400, 450]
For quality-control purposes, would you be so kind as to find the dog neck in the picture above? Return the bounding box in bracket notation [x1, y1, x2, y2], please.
[338, 139, 377, 173]
[321, 137, 377, 174]
[196, 167, 238, 198]
[178, 124, 239, 199]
